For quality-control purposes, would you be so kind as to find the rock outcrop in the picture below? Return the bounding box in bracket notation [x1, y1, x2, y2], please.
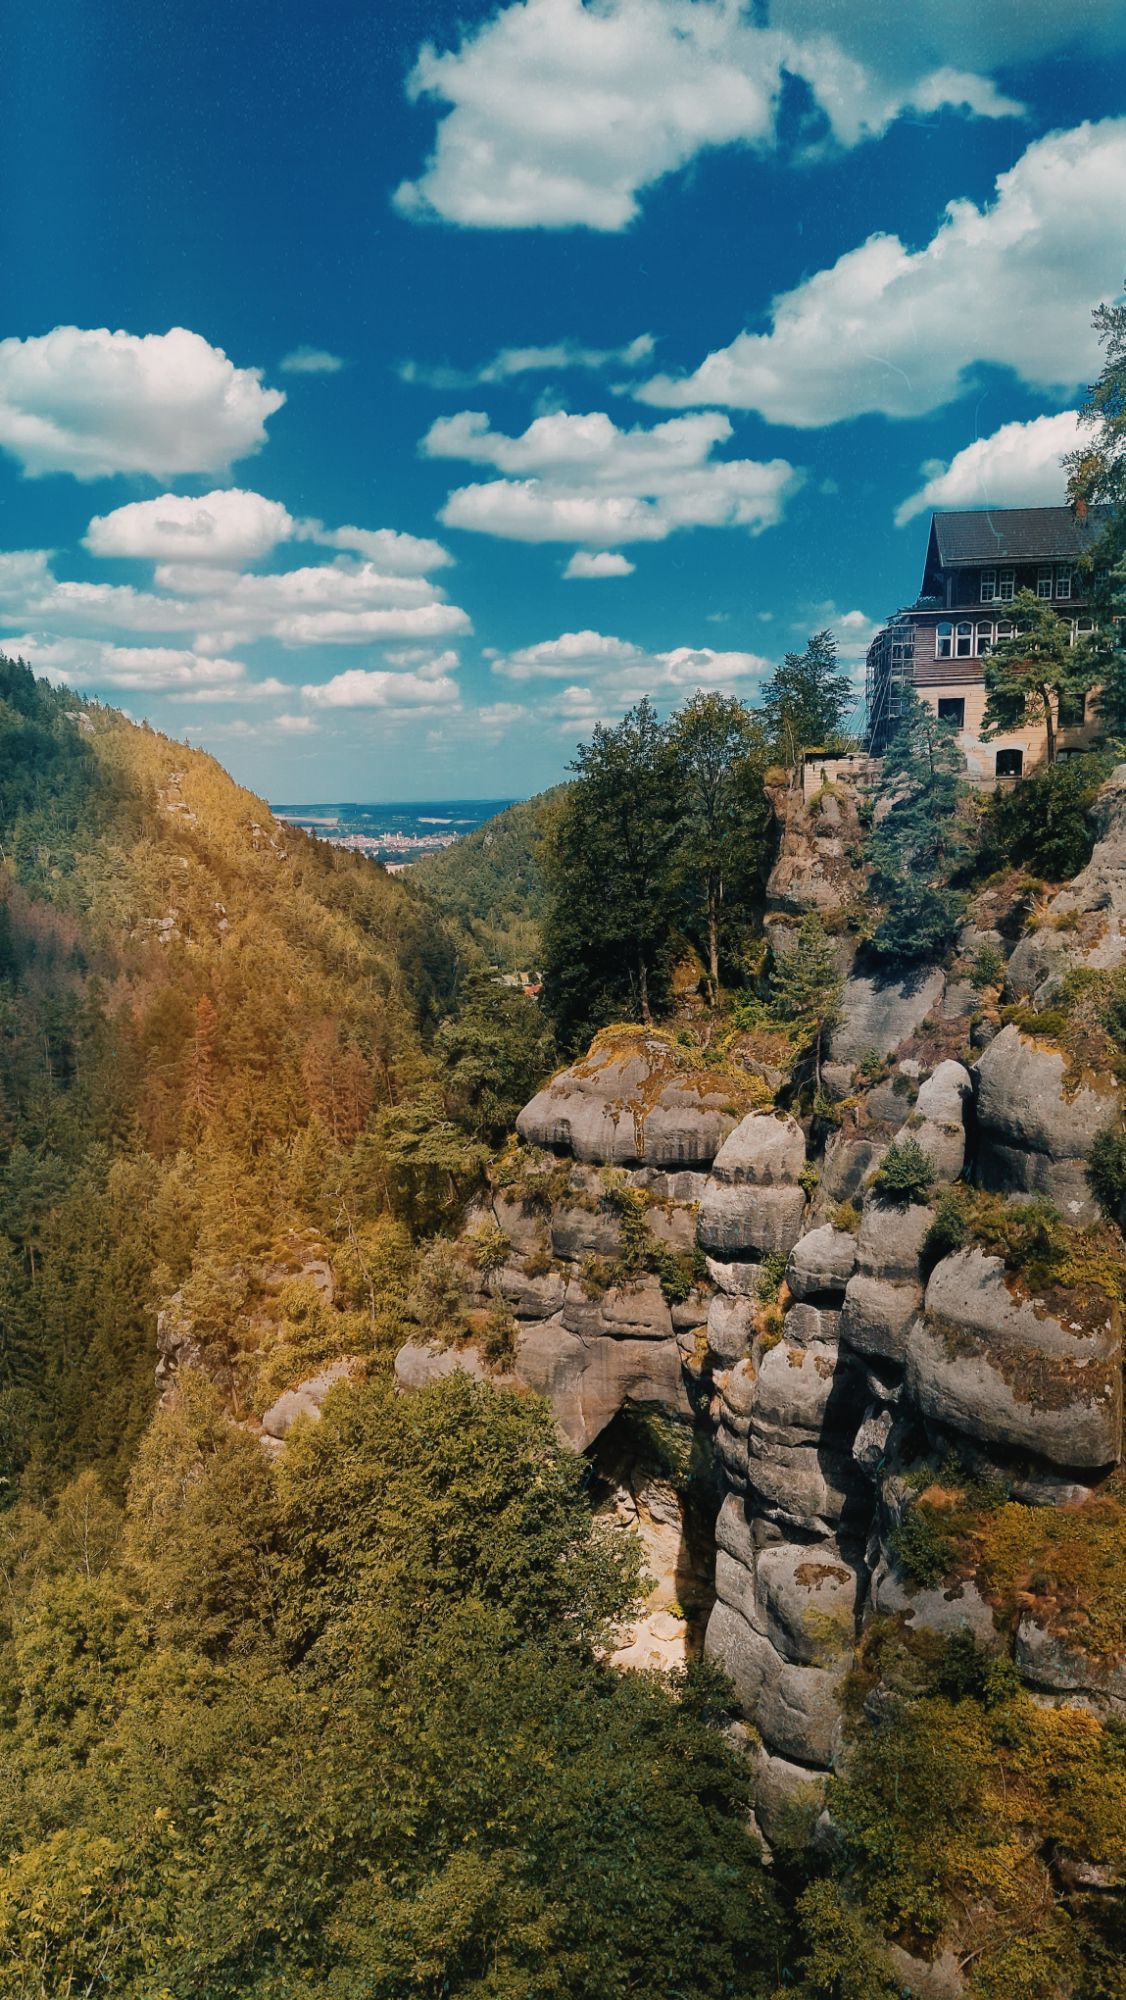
[975, 1025, 1115, 1220]
[392, 770, 1126, 1883]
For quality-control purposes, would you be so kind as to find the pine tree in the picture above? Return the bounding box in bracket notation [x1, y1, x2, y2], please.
[982, 590, 1098, 766]
[768, 914, 843, 1088]
[867, 688, 967, 961]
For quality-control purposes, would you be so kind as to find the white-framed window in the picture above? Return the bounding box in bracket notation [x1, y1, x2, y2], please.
[1072, 618, 1095, 647]
[1055, 566, 1072, 600]
[998, 568, 1016, 601]
[935, 622, 953, 660]
[955, 621, 973, 658]
[1037, 565, 1054, 599]
[995, 619, 1013, 644]
[976, 620, 993, 655]
[980, 568, 997, 603]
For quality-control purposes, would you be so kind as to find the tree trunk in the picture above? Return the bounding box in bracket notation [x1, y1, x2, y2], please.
[638, 950, 652, 1026]
[707, 893, 719, 1009]
[1043, 687, 1056, 766]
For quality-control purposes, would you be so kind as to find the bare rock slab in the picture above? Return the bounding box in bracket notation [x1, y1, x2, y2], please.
[829, 966, 945, 1062]
[909, 1248, 1122, 1469]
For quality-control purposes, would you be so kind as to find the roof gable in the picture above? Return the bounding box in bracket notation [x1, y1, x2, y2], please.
[930, 505, 1108, 567]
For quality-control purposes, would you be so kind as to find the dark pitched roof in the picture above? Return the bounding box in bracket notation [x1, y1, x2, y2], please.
[930, 505, 1109, 566]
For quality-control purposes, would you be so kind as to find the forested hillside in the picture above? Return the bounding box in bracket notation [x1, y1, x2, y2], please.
[0, 657, 791, 1998]
[413, 786, 563, 971]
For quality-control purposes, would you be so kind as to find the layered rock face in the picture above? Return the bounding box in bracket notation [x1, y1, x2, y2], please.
[389, 774, 1126, 1876]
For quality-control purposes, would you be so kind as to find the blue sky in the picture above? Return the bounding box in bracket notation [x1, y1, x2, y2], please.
[1, 0, 1124, 800]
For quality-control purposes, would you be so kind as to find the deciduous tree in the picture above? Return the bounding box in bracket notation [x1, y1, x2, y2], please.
[982, 589, 1097, 766]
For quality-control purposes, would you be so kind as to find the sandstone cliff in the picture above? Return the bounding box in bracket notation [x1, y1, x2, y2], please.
[391, 763, 1126, 1973]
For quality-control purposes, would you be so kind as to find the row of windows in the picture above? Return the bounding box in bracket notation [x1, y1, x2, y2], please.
[936, 692, 1088, 732]
[979, 565, 1073, 603]
[935, 618, 1094, 660]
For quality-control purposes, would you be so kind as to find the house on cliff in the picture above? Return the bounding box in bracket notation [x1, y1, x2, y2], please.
[866, 504, 1108, 780]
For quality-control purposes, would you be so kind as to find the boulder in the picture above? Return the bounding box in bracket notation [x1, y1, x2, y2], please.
[491, 1192, 552, 1258]
[714, 1491, 756, 1572]
[561, 1277, 673, 1340]
[646, 1202, 700, 1253]
[515, 1033, 740, 1168]
[819, 1132, 888, 1203]
[393, 1342, 488, 1396]
[745, 1437, 856, 1532]
[1014, 1617, 1126, 1710]
[829, 966, 946, 1062]
[751, 1746, 829, 1850]
[262, 1357, 359, 1438]
[705, 1255, 764, 1297]
[751, 1339, 854, 1443]
[839, 1273, 922, 1364]
[862, 1078, 915, 1129]
[709, 1112, 807, 1187]
[786, 1224, 857, 1301]
[911, 1116, 966, 1182]
[975, 1025, 1118, 1221]
[704, 1602, 845, 1765]
[909, 1249, 1122, 1469]
[783, 1301, 841, 1347]
[497, 1263, 567, 1320]
[697, 1180, 808, 1257]
[855, 1200, 931, 1283]
[670, 1287, 710, 1332]
[513, 1315, 691, 1451]
[852, 1404, 894, 1478]
[707, 1294, 757, 1364]
[627, 1167, 710, 1202]
[753, 1541, 861, 1664]
[870, 1558, 1002, 1650]
[549, 1203, 622, 1260]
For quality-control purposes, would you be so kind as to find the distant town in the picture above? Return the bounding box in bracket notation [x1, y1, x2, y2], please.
[271, 798, 515, 870]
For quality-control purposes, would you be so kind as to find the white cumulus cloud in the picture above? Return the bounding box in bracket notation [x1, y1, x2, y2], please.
[0, 548, 470, 652]
[394, 0, 1017, 230]
[488, 629, 773, 713]
[0, 327, 284, 478]
[400, 333, 655, 389]
[564, 550, 637, 578]
[895, 411, 1082, 525]
[279, 346, 345, 374]
[310, 525, 454, 570]
[301, 666, 461, 710]
[638, 119, 1126, 424]
[6, 634, 260, 695]
[85, 489, 297, 565]
[424, 408, 799, 545]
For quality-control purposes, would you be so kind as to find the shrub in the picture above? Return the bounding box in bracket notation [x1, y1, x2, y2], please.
[970, 941, 1005, 989]
[889, 1503, 957, 1587]
[924, 1190, 967, 1263]
[871, 1139, 935, 1206]
[754, 1251, 788, 1302]
[1088, 1125, 1126, 1218]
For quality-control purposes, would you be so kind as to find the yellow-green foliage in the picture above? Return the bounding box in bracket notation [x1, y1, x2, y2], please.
[832, 1686, 1126, 1995]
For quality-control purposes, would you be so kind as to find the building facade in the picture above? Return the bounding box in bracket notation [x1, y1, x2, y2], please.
[866, 506, 1106, 780]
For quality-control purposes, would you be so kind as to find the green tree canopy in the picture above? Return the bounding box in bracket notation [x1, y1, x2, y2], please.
[867, 687, 968, 961]
[768, 913, 843, 1088]
[668, 690, 771, 1004]
[982, 589, 1098, 766]
[542, 698, 682, 1046]
[761, 630, 854, 768]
